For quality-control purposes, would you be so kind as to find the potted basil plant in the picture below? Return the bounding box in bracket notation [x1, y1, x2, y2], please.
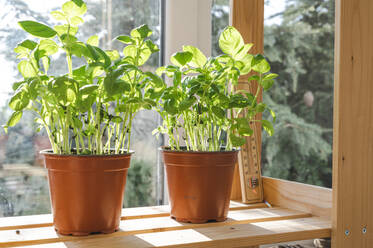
[153, 26, 277, 223]
[3, 0, 163, 235]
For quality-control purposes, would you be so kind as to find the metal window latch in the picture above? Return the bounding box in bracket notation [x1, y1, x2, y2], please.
[248, 177, 258, 189]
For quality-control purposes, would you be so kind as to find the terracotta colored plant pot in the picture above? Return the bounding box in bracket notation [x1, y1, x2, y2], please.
[41, 150, 133, 236]
[161, 147, 239, 223]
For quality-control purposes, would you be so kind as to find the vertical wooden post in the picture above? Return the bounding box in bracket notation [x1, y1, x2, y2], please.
[332, 0, 373, 247]
[230, 0, 264, 203]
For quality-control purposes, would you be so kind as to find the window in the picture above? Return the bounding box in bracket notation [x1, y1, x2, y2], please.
[0, 0, 161, 217]
[262, 0, 334, 187]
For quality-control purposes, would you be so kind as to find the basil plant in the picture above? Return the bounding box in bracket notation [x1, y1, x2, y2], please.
[153, 26, 277, 151]
[3, 0, 164, 155]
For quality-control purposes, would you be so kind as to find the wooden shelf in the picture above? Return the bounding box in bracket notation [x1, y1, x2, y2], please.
[0, 201, 331, 248]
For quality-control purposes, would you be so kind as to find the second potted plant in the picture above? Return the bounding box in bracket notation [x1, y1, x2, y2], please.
[153, 26, 277, 223]
[4, 0, 163, 235]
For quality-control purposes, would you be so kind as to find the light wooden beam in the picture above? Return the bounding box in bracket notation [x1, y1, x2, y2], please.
[332, 0, 373, 247]
[263, 177, 332, 219]
[230, 0, 264, 204]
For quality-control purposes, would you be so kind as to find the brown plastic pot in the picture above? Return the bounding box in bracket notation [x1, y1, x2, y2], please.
[161, 147, 239, 223]
[41, 150, 133, 236]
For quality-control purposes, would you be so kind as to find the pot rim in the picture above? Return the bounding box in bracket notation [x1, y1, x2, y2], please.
[159, 146, 240, 154]
[40, 149, 135, 157]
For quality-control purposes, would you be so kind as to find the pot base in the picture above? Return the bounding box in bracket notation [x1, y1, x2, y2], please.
[171, 215, 227, 224]
[55, 228, 118, 236]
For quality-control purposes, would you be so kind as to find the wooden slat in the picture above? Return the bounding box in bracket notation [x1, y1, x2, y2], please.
[230, 0, 265, 204]
[0, 207, 313, 247]
[15, 217, 331, 248]
[263, 177, 332, 219]
[0, 201, 266, 231]
[333, 0, 373, 247]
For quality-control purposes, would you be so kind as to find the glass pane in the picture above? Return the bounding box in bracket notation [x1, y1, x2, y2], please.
[211, 0, 230, 56]
[263, 0, 334, 187]
[0, 0, 161, 217]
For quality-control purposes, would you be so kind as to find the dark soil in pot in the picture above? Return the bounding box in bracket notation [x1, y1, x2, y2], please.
[41, 150, 133, 236]
[160, 147, 239, 223]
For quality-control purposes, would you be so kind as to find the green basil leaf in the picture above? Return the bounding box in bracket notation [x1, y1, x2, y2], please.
[7, 111, 23, 127]
[123, 45, 150, 66]
[72, 0, 84, 7]
[18, 60, 37, 78]
[42, 56, 50, 73]
[252, 54, 270, 74]
[80, 84, 98, 96]
[9, 89, 29, 111]
[145, 40, 159, 53]
[105, 49, 120, 61]
[235, 43, 253, 60]
[182, 45, 207, 67]
[219, 26, 244, 57]
[130, 24, 152, 39]
[256, 103, 266, 112]
[263, 73, 278, 80]
[87, 35, 99, 46]
[50, 11, 66, 21]
[164, 99, 178, 115]
[170, 51, 193, 67]
[212, 106, 225, 119]
[62, 1, 87, 17]
[39, 39, 59, 56]
[261, 119, 274, 136]
[19, 20, 57, 38]
[261, 79, 274, 90]
[179, 96, 196, 111]
[229, 132, 246, 147]
[70, 16, 84, 26]
[116, 35, 134, 44]
[17, 40, 38, 51]
[54, 25, 78, 36]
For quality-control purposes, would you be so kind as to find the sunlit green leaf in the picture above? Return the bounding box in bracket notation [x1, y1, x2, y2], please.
[130, 24, 152, 39]
[7, 111, 23, 127]
[261, 79, 274, 90]
[261, 119, 274, 136]
[116, 35, 134, 44]
[54, 25, 78, 36]
[252, 54, 270, 74]
[182, 45, 207, 67]
[42, 56, 50, 73]
[50, 11, 66, 21]
[70, 16, 84, 26]
[19, 21, 57, 38]
[170, 51, 193, 67]
[105, 49, 120, 61]
[39, 39, 59, 56]
[219, 26, 244, 57]
[62, 1, 87, 17]
[9, 89, 29, 111]
[17, 40, 37, 51]
[87, 35, 99, 46]
[18, 60, 37, 78]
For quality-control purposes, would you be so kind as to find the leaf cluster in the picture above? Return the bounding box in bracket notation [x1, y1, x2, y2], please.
[153, 26, 277, 151]
[3, 1, 161, 155]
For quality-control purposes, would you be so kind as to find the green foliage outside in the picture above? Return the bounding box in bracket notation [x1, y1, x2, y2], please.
[124, 159, 154, 208]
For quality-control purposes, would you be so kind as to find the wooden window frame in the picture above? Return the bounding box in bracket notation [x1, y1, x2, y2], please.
[231, 0, 373, 247]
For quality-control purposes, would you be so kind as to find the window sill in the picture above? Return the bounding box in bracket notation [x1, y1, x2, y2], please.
[0, 199, 330, 247]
